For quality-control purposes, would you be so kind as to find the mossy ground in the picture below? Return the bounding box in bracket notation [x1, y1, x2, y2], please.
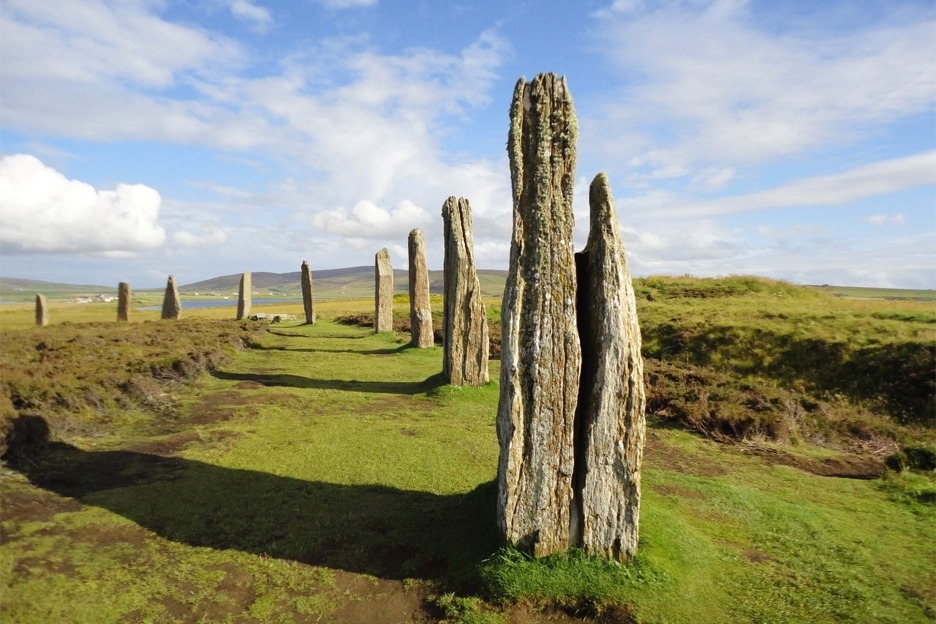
[1, 284, 934, 623]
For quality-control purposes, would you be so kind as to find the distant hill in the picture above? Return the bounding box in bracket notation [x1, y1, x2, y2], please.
[181, 266, 509, 300]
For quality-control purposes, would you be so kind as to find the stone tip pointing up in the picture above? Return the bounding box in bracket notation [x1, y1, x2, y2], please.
[117, 282, 131, 322]
[301, 261, 316, 324]
[374, 248, 393, 333]
[35, 293, 48, 327]
[408, 229, 434, 348]
[161, 275, 181, 320]
[573, 172, 646, 561]
[442, 197, 489, 385]
[237, 272, 251, 320]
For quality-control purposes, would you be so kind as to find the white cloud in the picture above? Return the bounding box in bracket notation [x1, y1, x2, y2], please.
[318, 0, 378, 9]
[0, 154, 166, 254]
[645, 151, 936, 219]
[313, 200, 431, 239]
[229, 0, 272, 28]
[173, 224, 229, 248]
[863, 213, 906, 227]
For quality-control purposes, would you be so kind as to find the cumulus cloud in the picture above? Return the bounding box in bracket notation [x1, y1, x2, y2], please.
[173, 224, 229, 248]
[313, 200, 431, 239]
[0, 154, 166, 254]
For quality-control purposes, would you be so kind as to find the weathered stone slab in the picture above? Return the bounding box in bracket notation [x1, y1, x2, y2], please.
[237, 272, 251, 320]
[161, 275, 181, 320]
[408, 229, 434, 348]
[496, 73, 581, 556]
[301, 260, 316, 324]
[374, 248, 393, 332]
[442, 196, 489, 386]
[35, 293, 48, 327]
[573, 173, 646, 561]
[117, 282, 131, 322]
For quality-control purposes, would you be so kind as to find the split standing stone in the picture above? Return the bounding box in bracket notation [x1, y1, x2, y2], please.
[237, 272, 251, 320]
[161, 275, 181, 320]
[496, 73, 581, 556]
[442, 197, 489, 386]
[408, 229, 434, 348]
[374, 248, 393, 333]
[35, 294, 48, 327]
[573, 173, 646, 561]
[117, 282, 131, 322]
[301, 261, 316, 324]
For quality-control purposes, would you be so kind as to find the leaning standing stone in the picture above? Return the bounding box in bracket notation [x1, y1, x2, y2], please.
[301, 260, 316, 324]
[161, 275, 181, 320]
[408, 229, 434, 348]
[573, 173, 646, 561]
[35, 293, 48, 327]
[496, 74, 581, 556]
[237, 272, 251, 320]
[441, 197, 489, 385]
[374, 248, 393, 332]
[117, 282, 131, 322]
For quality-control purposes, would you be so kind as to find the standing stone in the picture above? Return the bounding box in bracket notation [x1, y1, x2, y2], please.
[300, 261, 316, 324]
[408, 229, 434, 348]
[161, 275, 181, 320]
[237, 272, 251, 320]
[496, 74, 581, 556]
[573, 173, 646, 561]
[117, 282, 131, 322]
[374, 248, 393, 332]
[35, 294, 48, 327]
[442, 197, 489, 386]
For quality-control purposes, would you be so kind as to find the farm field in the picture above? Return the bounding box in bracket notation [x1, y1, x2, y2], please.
[1, 278, 934, 623]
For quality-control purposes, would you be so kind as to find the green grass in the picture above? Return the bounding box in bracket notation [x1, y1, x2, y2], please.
[1, 280, 934, 623]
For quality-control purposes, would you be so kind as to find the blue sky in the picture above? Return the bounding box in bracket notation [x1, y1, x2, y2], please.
[1, 0, 933, 289]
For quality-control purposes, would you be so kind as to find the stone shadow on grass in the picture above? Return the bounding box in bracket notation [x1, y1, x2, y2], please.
[13, 441, 499, 591]
[211, 370, 447, 395]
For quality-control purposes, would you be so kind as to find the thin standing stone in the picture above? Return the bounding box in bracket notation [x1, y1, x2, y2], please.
[375, 248, 393, 333]
[408, 229, 434, 348]
[301, 261, 316, 324]
[117, 282, 131, 322]
[35, 293, 48, 327]
[496, 73, 581, 556]
[237, 272, 251, 320]
[161, 275, 181, 320]
[442, 197, 489, 385]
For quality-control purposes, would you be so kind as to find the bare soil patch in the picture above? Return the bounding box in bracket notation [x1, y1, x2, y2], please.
[330, 572, 434, 624]
[738, 445, 885, 479]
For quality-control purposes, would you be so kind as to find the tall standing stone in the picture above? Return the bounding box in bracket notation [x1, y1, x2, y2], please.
[408, 229, 434, 348]
[374, 248, 393, 333]
[496, 74, 581, 556]
[161, 275, 181, 320]
[573, 173, 646, 561]
[442, 197, 489, 386]
[237, 272, 251, 320]
[117, 282, 131, 322]
[300, 261, 316, 324]
[35, 294, 48, 327]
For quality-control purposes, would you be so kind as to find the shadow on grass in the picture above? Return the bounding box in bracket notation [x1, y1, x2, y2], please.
[248, 344, 414, 356]
[211, 370, 447, 395]
[14, 438, 499, 590]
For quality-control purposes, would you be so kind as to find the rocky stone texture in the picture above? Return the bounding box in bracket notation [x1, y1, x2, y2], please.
[35, 294, 48, 327]
[496, 74, 581, 556]
[301, 261, 316, 324]
[374, 248, 393, 333]
[573, 173, 646, 561]
[237, 272, 251, 320]
[408, 229, 434, 348]
[161, 275, 181, 320]
[117, 282, 131, 322]
[442, 197, 489, 386]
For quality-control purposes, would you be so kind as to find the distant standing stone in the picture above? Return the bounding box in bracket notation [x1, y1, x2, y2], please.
[374, 248, 393, 332]
[497, 73, 581, 556]
[35, 293, 48, 327]
[442, 196, 489, 386]
[161, 275, 181, 320]
[573, 173, 646, 561]
[408, 229, 434, 348]
[237, 272, 251, 320]
[117, 282, 131, 322]
[301, 260, 316, 324]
